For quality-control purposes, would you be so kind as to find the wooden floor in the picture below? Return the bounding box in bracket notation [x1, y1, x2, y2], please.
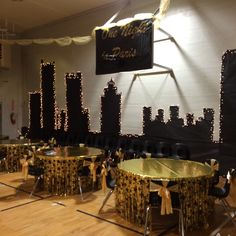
[0, 172, 236, 236]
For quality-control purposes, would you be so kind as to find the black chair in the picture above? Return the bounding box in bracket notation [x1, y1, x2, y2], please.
[78, 165, 90, 201]
[116, 137, 130, 151]
[209, 169, 236, 236]
[78, 156, 102, 200]
[171, 143, 190, 160]
[98, 158, 118, 214]
[131, 139, 144, 156]
[84, 134, 95, 147]
[153, 141, 172, 158]
[205, 158, 220, 185]
[28, 164, 44, 197]
[104, 136, 118, 153]
[94, 134, 105, 148]
[98, 168, 116, 213]
[0, 148, 6, 171]
[144, 180, 184, 236]
[91, 156, 103, 190]
[142, 140, 157, 156]
[125, 138, 144, 159]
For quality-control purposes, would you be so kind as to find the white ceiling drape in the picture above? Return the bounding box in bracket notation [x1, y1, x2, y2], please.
[0, 0, 170, 47]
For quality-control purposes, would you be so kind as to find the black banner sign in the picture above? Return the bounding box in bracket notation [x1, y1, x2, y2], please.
[96, 19, 153, 75]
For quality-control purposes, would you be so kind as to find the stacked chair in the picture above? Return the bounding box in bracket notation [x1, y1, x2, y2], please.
[171, 142, 190, 160]
[84, 134, 95, 147]
[125, 138, 144, 159]
[93, 134, 106, 149]
[103, 136, 118, 157]
[153, 141, 172, 158]
[116, 136, 130, 151]
[142, 140, 157, 158]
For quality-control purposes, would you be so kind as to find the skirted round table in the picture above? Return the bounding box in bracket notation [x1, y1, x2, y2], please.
[0, 139, 40, 172]
[36, 146, 104, 195]
[116, 158, 213, 231]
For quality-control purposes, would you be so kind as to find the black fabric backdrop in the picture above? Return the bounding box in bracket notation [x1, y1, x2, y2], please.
[220, 49, 236, 156]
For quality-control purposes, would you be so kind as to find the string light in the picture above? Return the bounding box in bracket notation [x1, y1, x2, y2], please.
[101, 79, 121, 135]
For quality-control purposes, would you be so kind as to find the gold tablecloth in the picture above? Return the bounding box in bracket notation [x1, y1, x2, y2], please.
[116, 158, 213, 231]
[0, 139, 40, 172]
[36, 146, 104, 195]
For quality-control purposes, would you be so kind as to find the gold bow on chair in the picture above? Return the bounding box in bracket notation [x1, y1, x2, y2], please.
[83, 158, 98, 183]
[116, 148, 124, 162]
[158, 181, 173, 215]
[101, 162, 107, 193]
[89, 161, 98, 183]
[145, 152, 152, 158]
[205, 159, 219, 171]
[211, 160, 219, 171]
[151, 180, 177, 215]
[21, 155, 29, 181]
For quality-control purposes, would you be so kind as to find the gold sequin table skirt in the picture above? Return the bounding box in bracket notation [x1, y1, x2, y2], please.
[115, 158, 213, 231]
[0, 140, 37, 172]
[36, 146, 104, 195]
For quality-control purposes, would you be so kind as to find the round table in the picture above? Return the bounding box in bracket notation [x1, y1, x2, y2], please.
[36, 146, 104, 195]
[0, 139, 40, 172]
[116, 158, 213, 231]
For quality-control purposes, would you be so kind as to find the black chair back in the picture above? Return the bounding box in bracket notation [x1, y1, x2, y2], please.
[208, 168, 234, 199]
[205, 158, 220, 185]
[0, 149, 6, 160]
[150, 180, 180, 207]
[154, 141, 172, 157]
[106, 170, 116, 190]
[171, 142, 190, 160]
[28, 165, 44, 176]
[143, 140, 157, 155]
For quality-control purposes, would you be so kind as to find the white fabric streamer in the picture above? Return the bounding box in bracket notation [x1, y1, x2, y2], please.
[0, 0, 170, 46]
